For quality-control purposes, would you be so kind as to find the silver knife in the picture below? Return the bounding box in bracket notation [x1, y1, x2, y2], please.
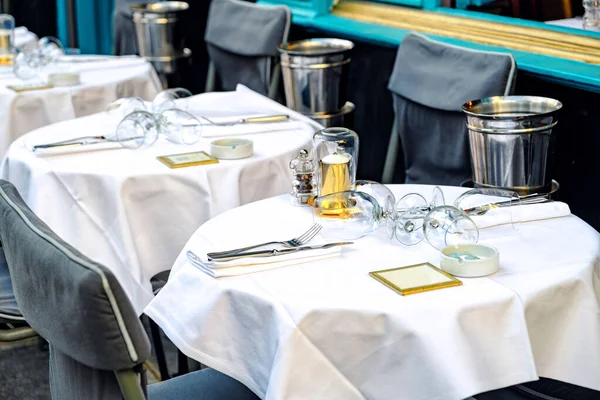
[32, 135, 113, 151]
[206, 242, 353, 262]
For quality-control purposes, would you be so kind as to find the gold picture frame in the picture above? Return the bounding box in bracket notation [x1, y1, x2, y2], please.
[370, 263, 462, 296]
[7, 83, 54, 93]
[157, 151, 219, 169]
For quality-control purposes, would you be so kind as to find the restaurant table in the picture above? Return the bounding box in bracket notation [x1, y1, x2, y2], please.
[1, 86, 318, 314]
[0, 55, 162, 158]
[144, 185, 600, 400]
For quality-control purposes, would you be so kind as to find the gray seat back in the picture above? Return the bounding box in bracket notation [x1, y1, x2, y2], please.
[0, 180, 151, 399]
[113, 0, 142, 55]
[204, 0, 290, 95]
[387, 33, 516, 185]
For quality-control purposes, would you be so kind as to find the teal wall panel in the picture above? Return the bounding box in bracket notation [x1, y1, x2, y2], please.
[56, 0, 114, 54]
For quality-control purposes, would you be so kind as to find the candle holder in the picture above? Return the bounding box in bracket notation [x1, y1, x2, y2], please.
[313, 127, 359, 197]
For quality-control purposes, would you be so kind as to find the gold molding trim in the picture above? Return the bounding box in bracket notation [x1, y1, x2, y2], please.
[333, 1, 600, 65]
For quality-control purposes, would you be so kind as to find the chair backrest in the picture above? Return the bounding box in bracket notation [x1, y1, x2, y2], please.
[113, 0, 143, 55]
[0, 180, 151, 399]
[386, 33, 516, 185]
[204, 0, 291, 96]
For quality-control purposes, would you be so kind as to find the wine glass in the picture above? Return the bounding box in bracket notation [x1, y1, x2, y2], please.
[394, 186, 446, 245]
[13, 50, 41, 79]
[423, 206, 479, 251]
[152, 88, 193, 114]
[105, 97, 148, 120]
[158, 109, 203, 145]
[352, 180, 396, 238]
[454, 188, 522, 230]
[116, 111, 159, 150]
[38, 36, 65, 66]
[313, 191, 384, 240]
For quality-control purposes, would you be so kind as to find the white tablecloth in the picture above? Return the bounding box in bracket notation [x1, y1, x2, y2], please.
[145, 185, 600, 400]
[1, 86, 318, 314]
[0, 55, 162, 157]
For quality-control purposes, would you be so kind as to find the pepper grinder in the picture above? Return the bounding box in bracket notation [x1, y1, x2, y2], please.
[289, 149, 317, 206]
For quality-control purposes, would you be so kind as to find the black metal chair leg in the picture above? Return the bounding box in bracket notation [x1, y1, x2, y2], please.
[177, 349, 189, 376]
[148, 318, 170, 380]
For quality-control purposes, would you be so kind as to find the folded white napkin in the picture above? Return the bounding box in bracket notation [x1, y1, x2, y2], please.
[471, 201, 571, 229]
[200, 118, 304, 138]
[14, 27, 29, 38]
[187, 236, 342, 278]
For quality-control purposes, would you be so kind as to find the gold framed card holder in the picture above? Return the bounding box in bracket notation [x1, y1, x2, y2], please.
[157, 151, 219, 169]
[370, 263, 462, 296]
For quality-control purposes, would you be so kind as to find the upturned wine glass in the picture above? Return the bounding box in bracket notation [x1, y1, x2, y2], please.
[394, 186, 446, 245]
[158, 109, 203, 145]
[116, 110, 160, 150]
[152, 88, 193, 114]
[454, 188, 523, 229]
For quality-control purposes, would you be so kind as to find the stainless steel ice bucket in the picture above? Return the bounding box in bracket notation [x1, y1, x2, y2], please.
[132, 2, 189, 59]
[462, 96, 562, 194]
[279, 38, 354, 114]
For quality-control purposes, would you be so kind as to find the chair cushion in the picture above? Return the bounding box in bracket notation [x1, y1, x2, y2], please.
[0, 180, 150, 371]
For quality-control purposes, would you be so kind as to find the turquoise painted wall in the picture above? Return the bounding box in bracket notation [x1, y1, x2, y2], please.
[56, 0, 115, 55]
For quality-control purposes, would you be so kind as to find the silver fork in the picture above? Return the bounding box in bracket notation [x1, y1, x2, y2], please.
[206, 223, 322, 259]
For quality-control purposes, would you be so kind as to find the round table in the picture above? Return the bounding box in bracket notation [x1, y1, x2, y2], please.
[0, 55, 162, 158]
[145, 185, 600, 400]
[1, 87, 317, 314]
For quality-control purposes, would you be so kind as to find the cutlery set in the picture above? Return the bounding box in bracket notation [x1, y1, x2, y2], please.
[187, 223, 353, 264]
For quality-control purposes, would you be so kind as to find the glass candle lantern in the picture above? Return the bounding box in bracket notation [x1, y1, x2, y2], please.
[0, 14, 15, 65]
[313, 127, 359, 197]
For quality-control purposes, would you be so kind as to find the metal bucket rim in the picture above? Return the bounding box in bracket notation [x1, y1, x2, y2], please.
[461, 95, 563, 119]
[132, 1, 189, 14]
[279, 38, 354, 57]
[305, 102, 355, 119]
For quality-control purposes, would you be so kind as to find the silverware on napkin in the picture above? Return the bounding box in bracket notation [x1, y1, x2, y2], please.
[207, 223, 322, 258]
[189, 242, 352, 264]
[199, 114, 290, 127]
[32, 136, 115, 152]
[463, 195, 552, 216]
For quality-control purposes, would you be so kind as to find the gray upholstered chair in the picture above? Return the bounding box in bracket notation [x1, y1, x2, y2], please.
[382, 33, 517, 185]
[0, 180, 257, 400]
[0, 248, 36, 343]
[113, 0, 141, 55]
[204, 0, 290, 98]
